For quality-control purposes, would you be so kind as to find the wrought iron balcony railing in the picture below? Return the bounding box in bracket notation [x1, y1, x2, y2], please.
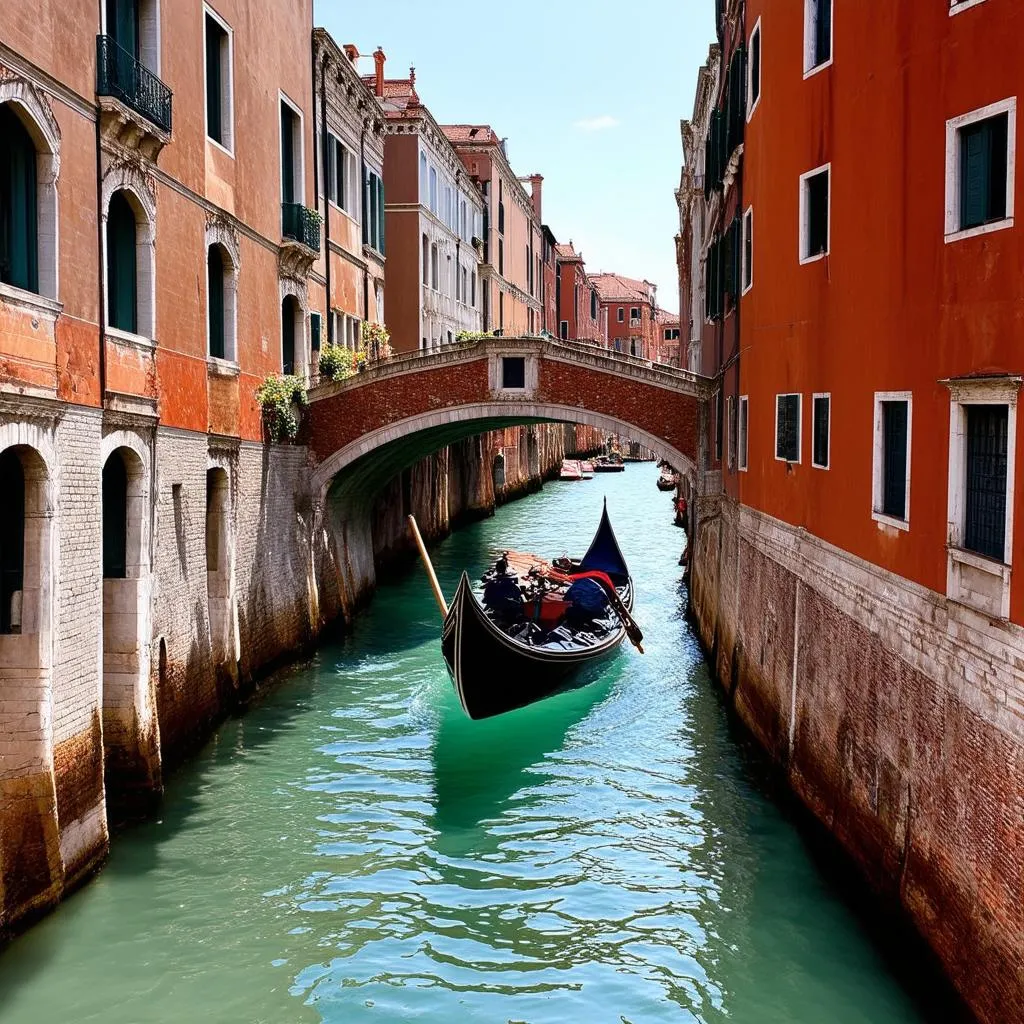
[96, 35, 173, 134]
[281, 203, 322, 253]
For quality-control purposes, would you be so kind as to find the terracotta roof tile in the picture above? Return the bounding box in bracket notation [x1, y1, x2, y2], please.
[590, 273, 655, 303]
[441, 124, 501, 146]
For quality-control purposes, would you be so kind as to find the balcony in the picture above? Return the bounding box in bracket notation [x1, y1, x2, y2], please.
[96, 34, 172, 134]
[282, 203, 321, 253]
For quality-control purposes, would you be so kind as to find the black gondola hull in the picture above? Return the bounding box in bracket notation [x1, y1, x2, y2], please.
[441, 504, 633, 720]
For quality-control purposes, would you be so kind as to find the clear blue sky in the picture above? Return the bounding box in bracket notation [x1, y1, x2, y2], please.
[314, 0, 715, 315]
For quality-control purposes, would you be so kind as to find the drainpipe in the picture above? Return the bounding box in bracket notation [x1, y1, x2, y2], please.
[317, 44, 333, 342]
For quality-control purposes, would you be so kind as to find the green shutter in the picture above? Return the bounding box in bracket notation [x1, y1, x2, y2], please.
[281, 297, 295, 374]
[281, 102, 295, 204]
[0, 106, 39, 294]
[960, 122, 990, 229]
[377, 174, 385, 254]
[107, 0, 139, 55]
[310, 311, 322, 352]
[207, 245, 225, 358]
[107, 191, 137, 334]
[362, 170, 370, 245]
[816, 0, 832, 64]
[205, 17, 222, 143]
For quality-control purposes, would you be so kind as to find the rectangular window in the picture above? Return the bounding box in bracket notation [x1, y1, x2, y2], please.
[804, 0, 832, 75]
[471, 271, 476, 308]
[310, 311, 322, 353]
[775, 393, 801, 463]
[742, 206, 753, 293]
[748, 19, 761, 117]
[944, 100, 1016, 244]
[429, 167, 437, 213]
[727, 394, 737, 470]
[364, 170, 385, 253]
[280, 96, 303, 206]
[617, 307, 624, 322]
[498, 238, 504, 275]
[560, 320, 568, 340]
[205, 11, 232, 150]
[800, 164, 830, 262]
[964, 404, 1008, 559]
[812, 393, 830, 469]
[325, 135, 352, 212]
[501, 356, 525, 389]
[738, 395, 749, 471]
[713, 394, 722, 462]
[872, 393, 911, 527]
[630, 306, 640, 320]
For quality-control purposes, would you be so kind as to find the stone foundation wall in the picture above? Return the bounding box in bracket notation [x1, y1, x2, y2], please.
[691, 493, 1024, 1024]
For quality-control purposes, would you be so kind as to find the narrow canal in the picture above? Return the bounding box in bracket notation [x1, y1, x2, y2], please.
[0, 465, 941, 1023]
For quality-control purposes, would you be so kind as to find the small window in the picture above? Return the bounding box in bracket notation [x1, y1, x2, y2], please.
[727, 394, 737, 470]
[560, 320, 568, 340]
[738, 396, 749, 471]
[812, 394, 830, 469]
[617, 307, 624, 323]
[421, 234, 429, 286]
[804, 0, 832, 75]
[872, 393, 911, 527]
[775, 394, 801, 463]
[800, 165, 830, 263]
[498, 238, 504, 275]
[590, 291, 597, 319]
[630, 306, 640, 320]
[363, 170, 385, 253]
[501, 356, 525, 389]
[748, 19, 762, 116]
[431, 243, 438, 289]
[742, 206, 753, 292]
[205, 11, 232, 151]
[946, 101, 1015, 241]
[964, 404, 1008, 560]
[714, 393, 722, 461]
[325, 136, 352, 212]
[310, 311, 322, 353]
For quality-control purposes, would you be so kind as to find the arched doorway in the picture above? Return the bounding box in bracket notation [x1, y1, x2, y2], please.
[491, 451, 506, 491]
[101, 444, 156, 807]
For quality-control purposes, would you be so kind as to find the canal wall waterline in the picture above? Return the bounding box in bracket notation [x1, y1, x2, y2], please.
[690, 491, 1023, 1024]
[0, 420, 589, 942]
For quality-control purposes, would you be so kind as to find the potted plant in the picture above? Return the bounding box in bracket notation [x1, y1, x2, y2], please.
[317, 344, 355, 382]
[361, 321, 392, 363]
[255, 374, 307, 443]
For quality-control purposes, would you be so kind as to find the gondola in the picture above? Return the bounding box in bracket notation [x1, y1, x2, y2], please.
[408, 504, 640, 721]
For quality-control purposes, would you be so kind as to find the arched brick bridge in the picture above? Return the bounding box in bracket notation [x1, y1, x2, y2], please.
[304, 337, 714, 500]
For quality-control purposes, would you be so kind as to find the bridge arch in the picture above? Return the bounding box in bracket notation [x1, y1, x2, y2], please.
[311, 400, 697, 503]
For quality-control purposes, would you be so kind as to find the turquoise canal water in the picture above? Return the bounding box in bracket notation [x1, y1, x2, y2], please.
[0, 465, 943, 1023]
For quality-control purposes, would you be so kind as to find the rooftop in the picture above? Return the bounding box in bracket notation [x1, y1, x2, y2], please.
[591, 273, 656, 304]
[442, 124, 502, 146]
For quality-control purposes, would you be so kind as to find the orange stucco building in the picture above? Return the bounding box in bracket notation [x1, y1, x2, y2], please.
[442, 126, 543, 337]
[592, 273, 658, 358]
[554, 242, 605, 344]
[682, 3, 1024, 1021]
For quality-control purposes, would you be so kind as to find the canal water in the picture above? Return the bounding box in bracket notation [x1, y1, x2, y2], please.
[0, 465, 940, 1023]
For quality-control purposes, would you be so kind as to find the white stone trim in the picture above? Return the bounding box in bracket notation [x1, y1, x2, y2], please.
[803, 0, 833, 78]
[871, 391, 912, 531]
[774, 392, 802, 464]
[487, 349, 538, 398]
[949, 0, 988, 15]
[279, 278, 309, 376]
[943, 375, 1020, 618]
[205, 220, 240, 363]
[203, 5, 235, 155]
[811, 392, 831, 470]
[101, 166, 157, 342]
[0, 80, 61, 302]
[311, 401, 698, 499]
[741, 205, 754, 295]
[944, 96, 1016, 243]
[799, 163, 831, 264]
[747, 17, 762, 121]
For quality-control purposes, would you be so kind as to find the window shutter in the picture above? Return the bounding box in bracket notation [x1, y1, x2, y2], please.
[960, 122, 990, 230]
[107, 192, 137, 334]
[310, 311, 322, 353]
[205, 18, 222, 144]
[207, 246, 225, 359]
[1, 107, 39, 293]
[817, 0, 832, 64]
[882, 401, 908, 518]
[280, 104, 295, 205]
[362, 170, 370, 245]
[377, 175, 385, 254]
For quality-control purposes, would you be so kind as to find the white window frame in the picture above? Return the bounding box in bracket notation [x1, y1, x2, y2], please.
[799, 163, 831, 265]
[803, 0, 833, 79]
[747, 17, 762, 120]
[278, 90, 305, 206]
[742, 205, 754, 294]
[944, 97, 1016, 243]
[942, 376, 1020, 619]
[871, 391, 912, 531]
[617, 307, 624, 323]
[949, 0, 988, 15]
[774, 393, 802, 464]
[738, 395, 749, 471]
[811, 392, 831, 470]
[203, 6, 234, 156]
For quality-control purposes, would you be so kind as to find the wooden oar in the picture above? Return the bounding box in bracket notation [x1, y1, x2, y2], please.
[408, 515, 448, 617]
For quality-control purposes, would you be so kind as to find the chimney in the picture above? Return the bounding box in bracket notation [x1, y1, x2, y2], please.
[343, 43, 359, 63]
[373, 47, 386, 97]
[528, 174, 543, 221]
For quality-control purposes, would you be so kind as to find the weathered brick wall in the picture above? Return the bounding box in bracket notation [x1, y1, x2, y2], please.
[691, 496, 1024, 1024]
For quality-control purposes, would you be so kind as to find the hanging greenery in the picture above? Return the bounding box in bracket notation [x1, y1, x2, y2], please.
[455, 330, 497, 342]
[361, 321, 393, 362]
[317, 345, 355, 382]
[255, 374, 307, 443]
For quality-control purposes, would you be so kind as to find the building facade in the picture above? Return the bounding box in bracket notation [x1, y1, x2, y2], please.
[655, 312, 681, 367]
[554, 242, 605, 344]
[592, 273, 658, 358]
[367, 63, 483, 352]
[539, 225, 559, 336]
[0, 0, 324, 929]
[312, 34, 386, 355]
[443, 126, 543, 337]
[685, 3, 1024, 1021]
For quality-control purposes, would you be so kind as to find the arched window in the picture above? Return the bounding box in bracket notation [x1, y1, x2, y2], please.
[102, 452, 128, 579]
[0, 105, 39, 294]
[421, 233, 429, 286]
[106, 190, 137, 333]
[281, 294, 302, 375]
